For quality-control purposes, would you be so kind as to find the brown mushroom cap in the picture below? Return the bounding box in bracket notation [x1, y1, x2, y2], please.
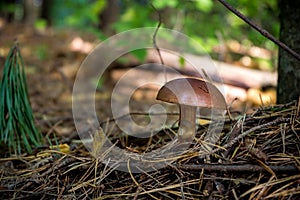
[156, 78, 226, 109]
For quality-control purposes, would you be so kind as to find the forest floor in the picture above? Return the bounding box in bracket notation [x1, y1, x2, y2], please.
[0, 23, 299, 199]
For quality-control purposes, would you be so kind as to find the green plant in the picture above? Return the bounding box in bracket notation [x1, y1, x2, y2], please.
[34, 45, 48, 61]
[52, 0, 106, 29]
[112, 0, 278, 65]
[0, 43, 43, 155]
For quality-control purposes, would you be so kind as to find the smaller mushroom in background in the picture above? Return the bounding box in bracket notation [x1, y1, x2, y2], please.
[156, 78, 226, 141]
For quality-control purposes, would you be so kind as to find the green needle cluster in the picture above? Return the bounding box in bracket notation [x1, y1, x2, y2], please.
[0, 43, 43, 155]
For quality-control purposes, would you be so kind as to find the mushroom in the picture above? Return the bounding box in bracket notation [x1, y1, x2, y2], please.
[156, 78, 226, 141]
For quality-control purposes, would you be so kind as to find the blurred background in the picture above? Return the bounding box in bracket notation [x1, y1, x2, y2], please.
[0, 0, 279, 120]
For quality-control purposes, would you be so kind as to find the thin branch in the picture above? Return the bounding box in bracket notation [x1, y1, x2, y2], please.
[99, 111, 227, 126]
[150, 4, 164, 65]
[216, 0, 300, 61]
[150, 3, 167, 82]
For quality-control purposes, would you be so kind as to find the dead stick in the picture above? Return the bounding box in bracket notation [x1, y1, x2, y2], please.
[216, 0, 300, 61]
[175, 163, 298, 173]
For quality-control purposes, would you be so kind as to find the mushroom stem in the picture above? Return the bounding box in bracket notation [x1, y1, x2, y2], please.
[178, 104, 197, 141]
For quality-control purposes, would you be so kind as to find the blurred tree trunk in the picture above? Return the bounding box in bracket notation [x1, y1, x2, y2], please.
[1, 0, 15, 22]
[23, 0, 41, 26]
[40, 0, 52, 26]
[98, 0, 119, 35]
[277, 0, 300, 103]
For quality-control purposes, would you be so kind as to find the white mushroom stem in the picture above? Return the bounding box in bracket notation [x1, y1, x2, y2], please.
[178, 104, 197, 141]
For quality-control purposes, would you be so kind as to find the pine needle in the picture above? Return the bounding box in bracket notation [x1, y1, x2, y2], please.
[0, 42, 43, 155]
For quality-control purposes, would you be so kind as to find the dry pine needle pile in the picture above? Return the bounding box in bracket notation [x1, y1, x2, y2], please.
[0, 100, 299, 199]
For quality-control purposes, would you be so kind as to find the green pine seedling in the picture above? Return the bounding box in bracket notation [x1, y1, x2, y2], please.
[0, 43, 43, 155]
